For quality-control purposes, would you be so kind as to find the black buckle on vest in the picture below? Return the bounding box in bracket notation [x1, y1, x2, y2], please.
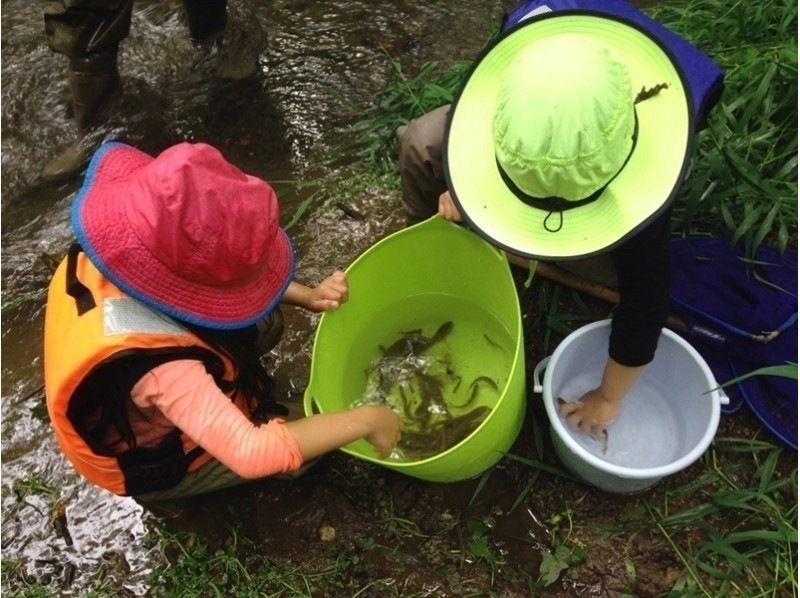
[118, 432, 205, 496]
[66, 243, 96, 315]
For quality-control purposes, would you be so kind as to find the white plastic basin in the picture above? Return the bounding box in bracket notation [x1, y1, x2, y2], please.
[534, 320, 729, 493]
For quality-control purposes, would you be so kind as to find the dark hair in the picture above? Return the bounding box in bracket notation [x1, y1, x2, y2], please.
[185, 322, 285, 423]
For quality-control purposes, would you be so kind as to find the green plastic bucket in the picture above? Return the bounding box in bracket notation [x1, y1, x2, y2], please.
[304, 216, 525, 482]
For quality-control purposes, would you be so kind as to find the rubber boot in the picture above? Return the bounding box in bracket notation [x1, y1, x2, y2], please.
[184, 0, 259, 81]
[42, 50, 120, 183]
[184, 0, 228, 44]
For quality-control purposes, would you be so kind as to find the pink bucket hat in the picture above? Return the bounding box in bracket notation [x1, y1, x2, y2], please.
[71, 141, 295, 329]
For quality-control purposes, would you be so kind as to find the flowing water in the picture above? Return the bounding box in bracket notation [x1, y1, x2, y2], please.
[1, 0, 516, 593]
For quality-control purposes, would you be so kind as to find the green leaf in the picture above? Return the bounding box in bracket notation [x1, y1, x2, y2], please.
[659, 503, 719, 526]
[538, 550, 568, 586]
[504, 453, 578, 481]
[710, 364, 798, 393]
[283, 193, 318, 230]
[731, 201, 763, 246]
[752, 201, 780, 251]
[524, 260, 538, 288]
[726, 529, 787, 544]
[466, 518, 486, 537]
[469, 470, 492, 506]
[510, 475, 537, 512]
[468, 536, 493, 562]
[757, 449, 781, 494]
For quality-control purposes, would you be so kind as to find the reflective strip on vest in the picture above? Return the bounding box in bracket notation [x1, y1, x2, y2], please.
[104, 296, 189, 337]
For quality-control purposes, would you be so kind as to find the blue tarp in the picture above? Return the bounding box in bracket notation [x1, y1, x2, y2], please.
[670, 237, 798, 449]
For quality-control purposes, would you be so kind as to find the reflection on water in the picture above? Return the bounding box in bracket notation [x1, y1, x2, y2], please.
[2, 0, 512, 593]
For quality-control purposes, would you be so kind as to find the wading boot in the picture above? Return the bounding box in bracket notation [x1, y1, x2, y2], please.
[42, 50, 120, 183]
[191, 28, 261, 81]
[184, 0, 260, 81]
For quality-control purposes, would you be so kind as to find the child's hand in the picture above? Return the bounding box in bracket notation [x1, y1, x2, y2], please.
[363, 405, 403, 459]
[307, 270, 348, 312]
[558, 388, 622, 439]
[438, 190, 463, 222]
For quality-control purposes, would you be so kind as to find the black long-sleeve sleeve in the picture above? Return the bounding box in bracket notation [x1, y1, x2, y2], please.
[608, 209, 672, 366]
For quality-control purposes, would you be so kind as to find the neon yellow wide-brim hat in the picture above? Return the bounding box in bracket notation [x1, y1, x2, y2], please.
[444, 13, 694, 260]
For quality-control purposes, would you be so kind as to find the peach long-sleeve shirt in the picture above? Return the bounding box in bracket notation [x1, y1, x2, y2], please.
[129, 359, 304, 478]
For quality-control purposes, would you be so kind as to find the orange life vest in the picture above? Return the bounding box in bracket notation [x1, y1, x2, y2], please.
[44, 245, 247, 496]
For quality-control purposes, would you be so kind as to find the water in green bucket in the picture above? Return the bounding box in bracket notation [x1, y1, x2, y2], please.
[350, 293, 515, 460]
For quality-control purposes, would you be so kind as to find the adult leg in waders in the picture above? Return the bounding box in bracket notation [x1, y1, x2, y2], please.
[184, 0, 259, 81]
[42, 0, 132, 183]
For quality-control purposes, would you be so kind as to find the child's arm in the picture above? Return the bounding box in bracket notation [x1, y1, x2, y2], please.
[285, 405, 402, 460]
[281, 270, 348, 312]
[559, 358, 644, 438]
[136, 360, 401, 477]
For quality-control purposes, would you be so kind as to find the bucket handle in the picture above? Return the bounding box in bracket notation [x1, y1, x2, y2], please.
[532, 355, 551, 394]
[714, 388, 731, 406]
[303, 391, 321, 416]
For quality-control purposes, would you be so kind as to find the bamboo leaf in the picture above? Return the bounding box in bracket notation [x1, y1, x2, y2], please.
[738, 62, 777, 134]
[777, 220, 789, 252]
[284, 193, 319, 230]
[709, 364, 798, 393]
[469, 469, 492, 506]
[773, 153, 798, 180]
[659, 503, 719, 526]
[530, 416, 545, 461]
[726, 529, 787, 544]
[702, 537, 749, 565]
[696, 559, 739, 580]
[752, 201, 780, 250]
[510, 475, 537, 512]
[720, 202, 735, 232]
[757, 449, 781, 494]
[731, 202, 763, 246]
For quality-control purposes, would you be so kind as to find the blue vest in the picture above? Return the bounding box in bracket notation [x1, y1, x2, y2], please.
[503, 0, 724, 130]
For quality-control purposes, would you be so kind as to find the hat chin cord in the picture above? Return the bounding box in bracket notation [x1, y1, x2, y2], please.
[495, 109, 641, 233]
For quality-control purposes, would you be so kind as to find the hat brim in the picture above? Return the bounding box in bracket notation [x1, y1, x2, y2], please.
[444, 12, 694, 260]
[72, 142, 295, 330]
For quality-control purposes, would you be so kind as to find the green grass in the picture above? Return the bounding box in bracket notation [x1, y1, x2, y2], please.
[338, 55, 471, 173]
[142, 517, 505, 597]
[645, 436, 796, 596]
[146, 528, 339, 597]
[649, 0, 798, 254]
[271, 168, 399, 232]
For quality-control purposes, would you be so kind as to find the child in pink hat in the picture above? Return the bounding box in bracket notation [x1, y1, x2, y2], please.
[43, 141, 401, 499]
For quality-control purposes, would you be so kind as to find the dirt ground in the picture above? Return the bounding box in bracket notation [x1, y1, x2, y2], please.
[142, 279, 793, 597]
[147, 399, 778, 597]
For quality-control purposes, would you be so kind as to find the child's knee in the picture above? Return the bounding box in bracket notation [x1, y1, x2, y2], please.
[398, 105, 450, 168]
